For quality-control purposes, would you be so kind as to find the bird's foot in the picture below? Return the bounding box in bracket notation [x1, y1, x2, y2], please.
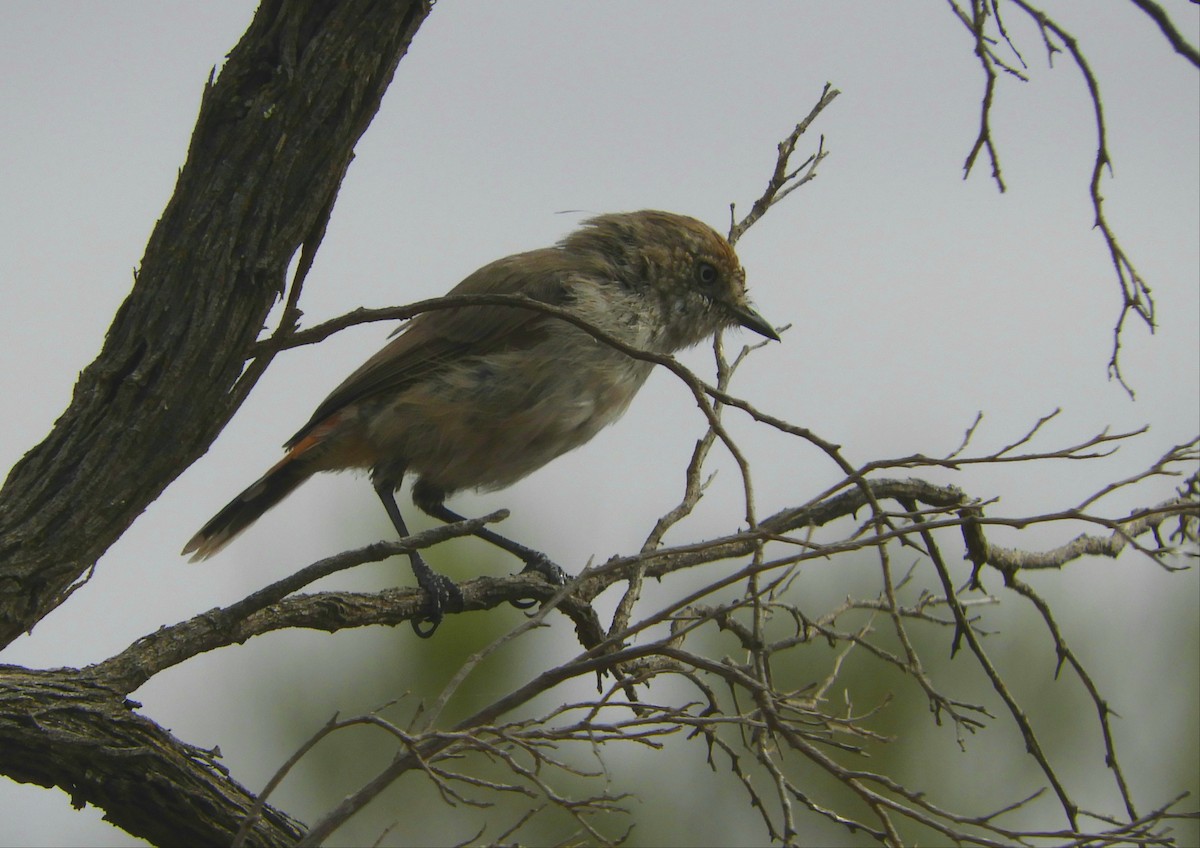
[409, 557, 464, 638]
[511, 553, 570, 609]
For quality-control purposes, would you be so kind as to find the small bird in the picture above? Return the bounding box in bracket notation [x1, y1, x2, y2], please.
[184, 210, 778, 635]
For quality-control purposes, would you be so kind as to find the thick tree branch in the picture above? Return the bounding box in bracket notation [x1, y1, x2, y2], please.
[0, 0, 432, 648]
[0, 666, 304, 846]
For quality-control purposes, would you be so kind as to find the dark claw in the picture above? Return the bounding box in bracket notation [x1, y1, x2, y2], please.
[412, 615, 440, 638]
[521, 554, 569, 586]
[511, 554, 570, 610]
[410, 557, 464, 638]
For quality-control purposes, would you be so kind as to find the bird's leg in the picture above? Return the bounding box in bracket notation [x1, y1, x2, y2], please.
[414, 487, 568, 607]
[373, 480, 463, 638]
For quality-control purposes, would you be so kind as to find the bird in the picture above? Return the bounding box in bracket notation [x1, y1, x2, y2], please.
[183, 210, 778, 636]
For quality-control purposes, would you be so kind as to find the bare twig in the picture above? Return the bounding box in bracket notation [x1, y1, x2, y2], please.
[951, 0, 1164, 394]
[727, 83, 840, 245]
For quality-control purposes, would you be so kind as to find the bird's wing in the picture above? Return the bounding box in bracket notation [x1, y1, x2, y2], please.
[285, 247, 586, 449]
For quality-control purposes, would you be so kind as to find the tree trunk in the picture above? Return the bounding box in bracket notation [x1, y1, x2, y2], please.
[0, 0, 431, 649]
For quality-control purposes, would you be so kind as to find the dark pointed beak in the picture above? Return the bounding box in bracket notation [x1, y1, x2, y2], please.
[729, 302, 780, 341]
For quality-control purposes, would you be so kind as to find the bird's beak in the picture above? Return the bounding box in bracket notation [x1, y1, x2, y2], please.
[729, 302, 780, 341]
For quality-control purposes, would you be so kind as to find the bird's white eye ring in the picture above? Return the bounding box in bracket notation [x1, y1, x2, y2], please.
[695, 261, 719, 287]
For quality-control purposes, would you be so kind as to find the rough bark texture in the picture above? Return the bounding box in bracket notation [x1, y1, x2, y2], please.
[0, 0, 430, 648]
[0, 1, 430, 843]
[0, 666, 304, 845]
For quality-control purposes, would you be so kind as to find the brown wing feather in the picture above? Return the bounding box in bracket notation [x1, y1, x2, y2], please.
[285, 247, 584, 449]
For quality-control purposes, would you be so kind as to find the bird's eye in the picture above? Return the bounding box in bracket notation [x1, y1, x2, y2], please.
[695, 261, 719, 288]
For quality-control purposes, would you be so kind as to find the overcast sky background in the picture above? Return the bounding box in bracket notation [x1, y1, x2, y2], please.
[1, 3, 1197, 846]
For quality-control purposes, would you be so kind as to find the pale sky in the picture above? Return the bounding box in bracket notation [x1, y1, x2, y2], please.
[1, 3, 1197, 845]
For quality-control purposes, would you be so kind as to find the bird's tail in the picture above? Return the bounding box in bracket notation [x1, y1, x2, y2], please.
[182, 454, 315, 562]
